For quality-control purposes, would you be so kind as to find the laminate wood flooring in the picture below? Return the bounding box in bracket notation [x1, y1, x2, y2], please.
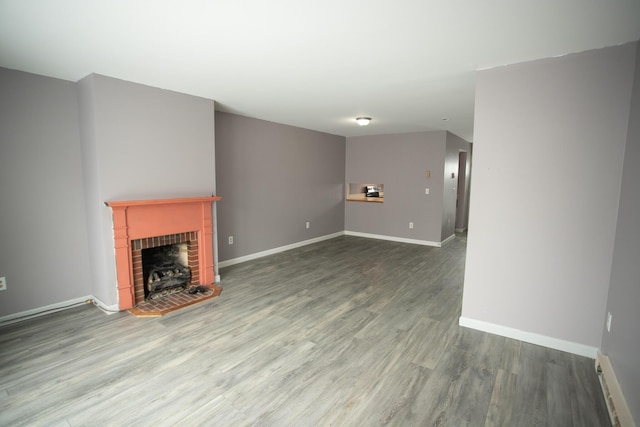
[0, 235, 611, 426]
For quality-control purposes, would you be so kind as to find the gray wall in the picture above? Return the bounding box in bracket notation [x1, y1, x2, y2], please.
[0, 68, 92, 316]
[215, 112, 345, 262]
[601, 41, 640, 422]
[345, 131, 451, 244]
[78, 74, 216, 306]
[462, 43, 636, 349]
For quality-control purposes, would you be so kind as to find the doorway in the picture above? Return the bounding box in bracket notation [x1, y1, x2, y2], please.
[455, 151, 468, 232]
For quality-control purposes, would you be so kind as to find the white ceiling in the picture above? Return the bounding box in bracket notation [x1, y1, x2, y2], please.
[1, 1, 639, 141]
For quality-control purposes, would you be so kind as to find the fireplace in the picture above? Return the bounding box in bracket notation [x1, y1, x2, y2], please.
[136, 236, 194, 302]
[106, 196, 221, 310]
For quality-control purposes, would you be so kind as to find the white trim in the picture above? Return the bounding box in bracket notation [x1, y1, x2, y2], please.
[458, 316, 599, 359]
[441, 234, 456, 245]
[455, 227, 467, 233]
[91, 296, 120, 315]
[344, 230, 442, 247]
[0, 296, 95, 325]
[218, 232, 344, 269]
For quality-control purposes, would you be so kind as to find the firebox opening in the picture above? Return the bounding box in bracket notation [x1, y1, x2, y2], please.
[142, 243, 191, 300]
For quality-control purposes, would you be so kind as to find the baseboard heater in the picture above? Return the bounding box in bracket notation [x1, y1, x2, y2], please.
[596, 354, 636, 427]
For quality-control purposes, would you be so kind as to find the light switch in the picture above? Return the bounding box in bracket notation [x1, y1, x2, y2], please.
[425, 188, 430, 195]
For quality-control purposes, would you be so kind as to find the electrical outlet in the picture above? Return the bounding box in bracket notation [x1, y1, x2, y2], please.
[425, 188, 430, 195]
[606, 312, 612, 332]
[228, 236, 234, 245]
[0, 276, 6, 291]
[305, 221, 310, 229]
[409, 222, 414, 229]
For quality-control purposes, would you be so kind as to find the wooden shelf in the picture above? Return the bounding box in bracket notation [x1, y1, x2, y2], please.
[346, 194, 384, 203]
[106, 196, 221, 208]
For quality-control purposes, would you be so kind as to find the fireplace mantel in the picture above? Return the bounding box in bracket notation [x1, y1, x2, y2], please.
[106, 196, 221, 310]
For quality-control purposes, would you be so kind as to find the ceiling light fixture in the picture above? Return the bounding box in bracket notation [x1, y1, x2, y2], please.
[356, 117, 371, 126]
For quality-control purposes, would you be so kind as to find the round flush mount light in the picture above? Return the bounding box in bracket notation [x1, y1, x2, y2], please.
[355, 117, 371, 126]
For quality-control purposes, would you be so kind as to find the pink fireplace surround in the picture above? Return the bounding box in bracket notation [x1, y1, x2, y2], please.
[106, 196, 221, 310]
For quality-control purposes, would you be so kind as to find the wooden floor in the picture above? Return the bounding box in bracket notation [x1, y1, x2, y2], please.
[0, 234, 611, 426]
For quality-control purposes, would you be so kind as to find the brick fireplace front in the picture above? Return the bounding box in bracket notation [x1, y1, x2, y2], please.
[132, 232, 198, 303]
[106, 196, 221, 310]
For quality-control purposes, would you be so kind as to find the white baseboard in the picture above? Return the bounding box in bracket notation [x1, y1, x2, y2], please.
[458, 316, 599, 359]
[0, 296, 96, 326]
[455, 227, 467, 233]
[219, 231, 451, 270]
[218, 232, 344, 269]
[344, 231, 442, 247]
[441, 234, 456, 245]
[596, 354, 637, 427]
[90, 296, 120, 315]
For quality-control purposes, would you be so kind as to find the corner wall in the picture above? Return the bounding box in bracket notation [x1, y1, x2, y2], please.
[214, 112, 345, 263]
[78, 74, 216, 307]
[601, 41, 640, 423]
[345, 131, 448, 244]
[0, 68, 92, 317]
[461, 43, 636, 354]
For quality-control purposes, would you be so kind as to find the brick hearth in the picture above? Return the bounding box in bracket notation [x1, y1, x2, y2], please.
[127, 284, 222, 317]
